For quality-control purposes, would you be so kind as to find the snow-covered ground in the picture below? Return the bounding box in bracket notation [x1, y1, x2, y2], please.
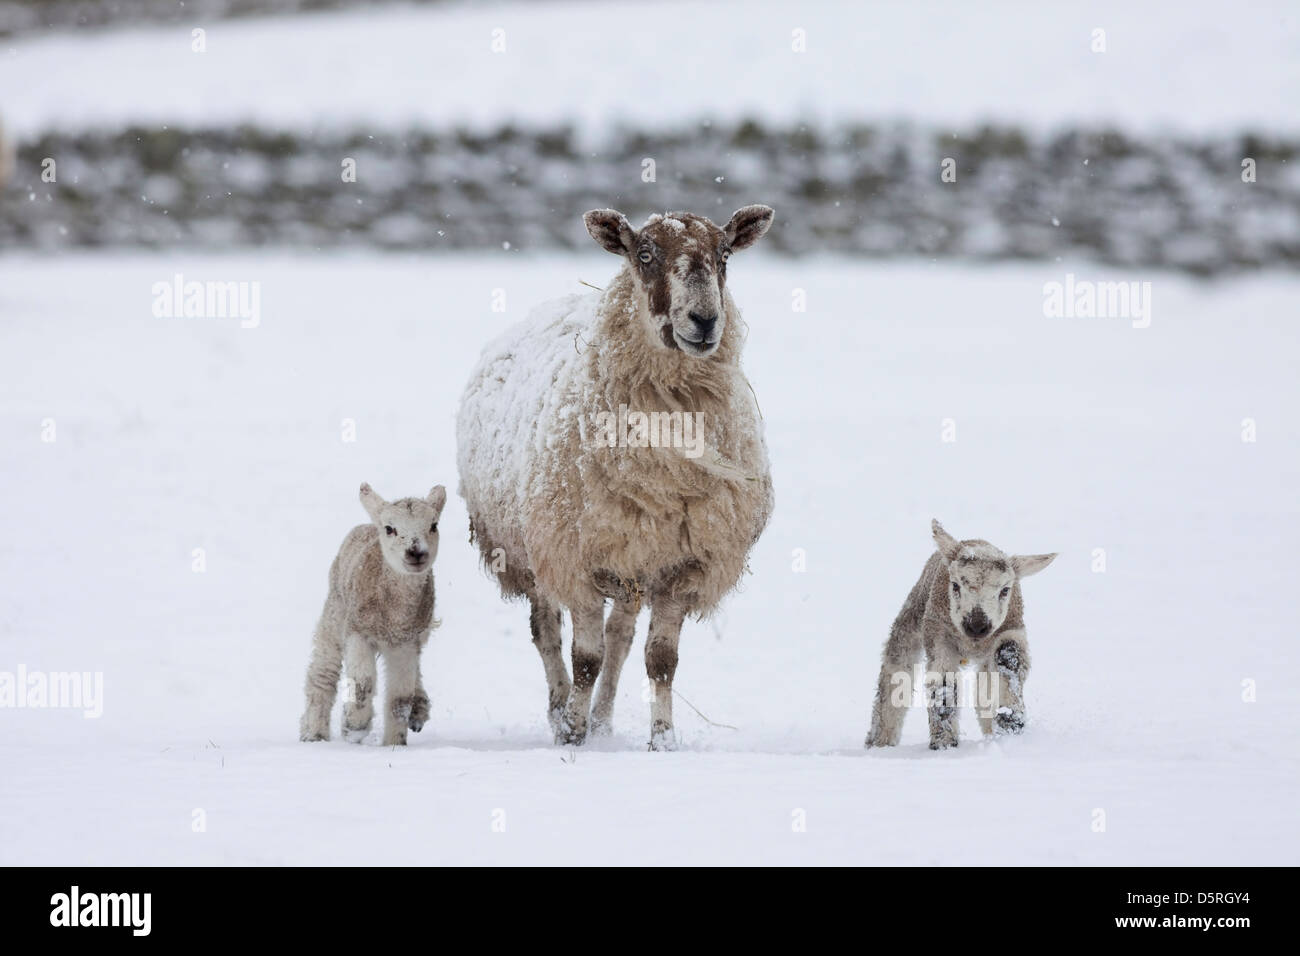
[2, 0, 1298, 139]
[0, 252, 1296, 864]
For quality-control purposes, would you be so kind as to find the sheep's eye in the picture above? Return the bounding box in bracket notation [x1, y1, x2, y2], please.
[1000, 587, 1011, 599]
[638, 249, 653, 264]
[951, 581, 961, 595]
[429, 522, 438, 533]
[384, 526, 396, 536]
[719, 247, 731, 262]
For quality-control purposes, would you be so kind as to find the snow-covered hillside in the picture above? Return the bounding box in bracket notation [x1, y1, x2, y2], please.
[0, 253, 1295, 864]
[2, 0, 1297, 138]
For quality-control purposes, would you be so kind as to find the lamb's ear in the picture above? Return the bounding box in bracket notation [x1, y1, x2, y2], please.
[724, 204, 774, 251]
[426, 484, 447, 517]
[359, 482, 386, 522]
[931, 519, 962, 562]
[1012, 553, 1058, 578]
[584, 209, 637, 256]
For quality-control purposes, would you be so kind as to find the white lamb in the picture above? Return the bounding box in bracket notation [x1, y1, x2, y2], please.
[299, 482, 446, 746]
[866, 520, 1056, 750]
[457, 205, 776, 749]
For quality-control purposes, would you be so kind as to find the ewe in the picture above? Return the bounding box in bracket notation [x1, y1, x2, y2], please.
[866, 520, 1056, 750]
[299, 483, 446, 746]
[457, 206, 776, 749]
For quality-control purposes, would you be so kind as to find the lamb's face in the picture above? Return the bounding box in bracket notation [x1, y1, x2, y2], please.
[944, 545, 1018, 641]
[930, 520, 1057, 643]
[360, 483, 447, 576]
[584, 205, 774, 358]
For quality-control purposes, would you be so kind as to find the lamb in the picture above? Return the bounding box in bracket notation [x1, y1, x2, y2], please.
[299, 482, 446, 746]
[456, 205, 776, 749]
[866, 520, 1056, 750]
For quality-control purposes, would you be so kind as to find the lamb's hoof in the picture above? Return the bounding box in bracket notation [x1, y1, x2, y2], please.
[299, 730, 327, 743]
[408, 693, 430, 733]
[342, 726, 369, 744]
[589, 713, 613, 737]
[383, 735, 408, 747]
[864, 734, 892, 749]
[928, 735, 959, 751]
[995, 708, 1026, 735]
[648, 723, 677, 751]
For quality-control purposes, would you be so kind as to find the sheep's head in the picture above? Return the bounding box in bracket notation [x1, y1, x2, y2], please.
[359, 482, 447, 576]
[931, 520, 1056, 643]
[584, 205, 774, 358]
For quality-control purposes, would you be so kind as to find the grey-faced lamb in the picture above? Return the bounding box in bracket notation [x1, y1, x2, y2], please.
[456, 205, 776, 749]
[866, 520, 1056, 750]
[299, 482, 446, 746]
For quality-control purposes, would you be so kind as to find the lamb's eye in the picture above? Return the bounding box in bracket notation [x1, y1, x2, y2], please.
[1000, 587, 1011, 599]
[385, 526, 396, 536]
[638, 249, 653, 264]
[429, 522, 438, 533]
[951, 581, 961, 596]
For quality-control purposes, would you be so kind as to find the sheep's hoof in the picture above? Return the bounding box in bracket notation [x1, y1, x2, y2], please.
[299, 730, 327, 743]
[588, 712, 613, 737]
[648, 725, 677, 751]
[928, 735, 959, 751]
[556, 729, 587, 746]
[995, 708, 1025, 735]
[342, 726, 369, 744]
[408, 693, 430, 733]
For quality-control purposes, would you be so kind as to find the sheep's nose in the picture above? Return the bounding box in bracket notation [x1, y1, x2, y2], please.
[688, 312, 718, 338]
[405, 546, 427, 560]
[964, 610, 991, 638]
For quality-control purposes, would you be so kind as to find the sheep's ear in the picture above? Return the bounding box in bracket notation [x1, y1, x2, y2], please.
[426, 484, 447, 517]
[584, 209, 637, 256]
[359, 482, 387, 522]
[724, 204, 774, 251]
[931, 519, 962, 562]
[1012, 553, 1057, 578]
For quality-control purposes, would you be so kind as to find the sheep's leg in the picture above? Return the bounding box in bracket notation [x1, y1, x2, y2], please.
[341, 634, 377, 743]
[558, 604, 605, 745]
[645, 599, 686, 751]
[925, 655, 961, 750]
[866, 626, 922, 748]
[299, 597, 345, 741]
[408, 663, 430, 733]
[528, 593, 571, 738]
[991, 634, 1030, 735]
[590, 599, 639, 736]
[380, 643, 421, 746]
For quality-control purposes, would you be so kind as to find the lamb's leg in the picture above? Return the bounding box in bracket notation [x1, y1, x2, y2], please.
[991, 634, 1030, 735]
[590, 598, 639, 736]
[558, 604, 605, 745]
[645, 598, 686, 751]
[299, 598, 344, 741]
[925, 654, 961, 750]
[866, 625, 922, 748]
[528, 592, 571, 738]
[408, 665, 430, 734]
[380, 643, 421, 746]
[341, 634, 377, 743]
